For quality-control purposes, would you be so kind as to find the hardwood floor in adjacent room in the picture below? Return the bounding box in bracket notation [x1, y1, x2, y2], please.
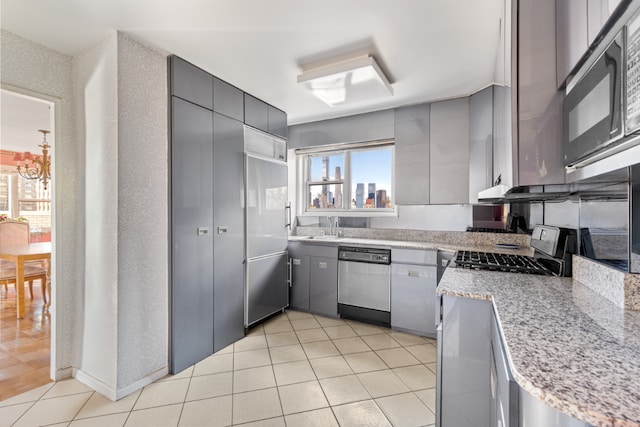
[0, 281, 51, 401]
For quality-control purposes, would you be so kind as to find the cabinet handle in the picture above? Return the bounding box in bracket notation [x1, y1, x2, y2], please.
[288, 258, 292, 288]
[408, 270, 419, 278]
[318, 262, 328, 269]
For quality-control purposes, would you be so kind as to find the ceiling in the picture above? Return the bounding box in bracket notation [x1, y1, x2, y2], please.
[1, 0, 504, 125]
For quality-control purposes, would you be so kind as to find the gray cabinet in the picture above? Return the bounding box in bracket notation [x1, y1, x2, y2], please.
[469, 87, 494, 203]
[439, 295, 492, 427]
[268, 105, 288, 139]
[170, 97, 214, 374]
[170, 56, 213, 110]
[394, 104, 430, 205]
[556, 0, 589, 88]
[288, 242, 310, 311]
[515, 0, 565, 186]
[244, 94, 269, 133]
[587, 0, 623, 45]
[212, 112, 245, 352]
[309, 255, 338, 317]
[390, 249, 438, 337]
[213, 78, 244, 122]
[288, 243, 338, 317]
[429, 97, 470, 204]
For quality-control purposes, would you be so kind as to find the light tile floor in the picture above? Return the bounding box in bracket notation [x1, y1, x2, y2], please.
[0, 310, 437, 427]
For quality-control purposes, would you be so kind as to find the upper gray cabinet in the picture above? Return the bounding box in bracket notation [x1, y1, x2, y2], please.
[213, 77, 244, 122]
[556, 0, 589, 88]
[469, 87, 494, 204]
[244, 94, 269, 133]
[394, 104, 430, 205]
[429, 97, 470, 204]
[515, 0, 565, 186]
[268, 105, 288, 139]
[170, 56, 213, 110]
[588, 0, 623, 44]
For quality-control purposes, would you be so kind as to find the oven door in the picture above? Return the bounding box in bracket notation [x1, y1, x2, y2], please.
[564, 31, 624, 166]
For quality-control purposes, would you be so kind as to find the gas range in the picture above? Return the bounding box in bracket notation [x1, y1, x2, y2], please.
[454, 225, 578, 277]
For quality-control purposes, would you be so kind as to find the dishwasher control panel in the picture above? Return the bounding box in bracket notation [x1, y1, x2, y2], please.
[338, 246, 391, 265]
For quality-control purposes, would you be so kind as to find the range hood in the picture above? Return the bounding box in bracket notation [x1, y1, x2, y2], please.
[477, 175, 628, 203]
[478, 185, 571, 203]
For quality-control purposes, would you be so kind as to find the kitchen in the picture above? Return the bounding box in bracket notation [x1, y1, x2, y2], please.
[3, 0, 640, 426]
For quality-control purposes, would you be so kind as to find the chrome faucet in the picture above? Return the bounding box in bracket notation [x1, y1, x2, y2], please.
[327, 216, 340, 237]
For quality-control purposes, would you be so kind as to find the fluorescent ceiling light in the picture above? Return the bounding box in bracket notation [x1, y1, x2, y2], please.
[297, 55, 393, 106]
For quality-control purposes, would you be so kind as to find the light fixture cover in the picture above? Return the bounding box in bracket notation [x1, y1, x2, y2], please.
[297, 55, 393, 106]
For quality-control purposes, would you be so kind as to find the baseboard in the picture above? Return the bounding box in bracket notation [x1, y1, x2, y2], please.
[53, 366, 73, 381]
[74, 366, 168, 401]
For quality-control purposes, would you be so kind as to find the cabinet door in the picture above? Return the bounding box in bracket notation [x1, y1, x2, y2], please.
[309, 256, 338, 317]
[429, 97, 470, 204]
[170, 56, 213, 110]
[518, 0, 565, 186]
[469, 87, 494, 203]
[394, 104, 430, 205]
[213, 77, 244, 122]
[268, 105, 288, 139]
[556, 0, 588, 87]
[440, 296, 492, 427]
[390, 264, 437, 336]
[170, 97, 214, 373]
[213, 112, 245, 352]
[587, 0, 622, 45]
[288, 243, 310, 311]
[244, 94, 269, 133]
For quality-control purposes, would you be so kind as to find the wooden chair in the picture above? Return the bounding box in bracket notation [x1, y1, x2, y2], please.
[0, 220, 30, 245]
[0, 220, 49, 303]
[0, 260, 49, 304]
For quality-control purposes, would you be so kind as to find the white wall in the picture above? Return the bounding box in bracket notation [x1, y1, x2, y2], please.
[72, 32, 120, 391]
[116, 33, 168, 390]
[0, 29, 79, 380]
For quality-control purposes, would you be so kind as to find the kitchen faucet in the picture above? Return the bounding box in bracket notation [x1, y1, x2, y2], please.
[327, 216, 340, 237]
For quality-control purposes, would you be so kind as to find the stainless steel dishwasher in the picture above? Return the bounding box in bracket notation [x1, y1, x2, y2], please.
[337, 246, 391, 326]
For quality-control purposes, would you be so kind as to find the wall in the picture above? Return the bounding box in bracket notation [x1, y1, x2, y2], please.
[72, 32, 120, 391]
[0, 29, 79, 380]
[116, 33, 168, 391]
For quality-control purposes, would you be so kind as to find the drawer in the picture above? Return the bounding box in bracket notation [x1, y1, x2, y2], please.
[391, 248, 437, 265]
[303, 244, 338, 259]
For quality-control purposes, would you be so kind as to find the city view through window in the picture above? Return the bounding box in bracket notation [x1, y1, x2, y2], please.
[306, 146, 393, 210]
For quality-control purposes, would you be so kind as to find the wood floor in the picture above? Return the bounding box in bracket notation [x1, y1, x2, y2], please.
[0, 281, 51, 401]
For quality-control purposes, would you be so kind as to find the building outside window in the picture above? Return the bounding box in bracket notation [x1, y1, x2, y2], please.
[301, 142, 394, 214]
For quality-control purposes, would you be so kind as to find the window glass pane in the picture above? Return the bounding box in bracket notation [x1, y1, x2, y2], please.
[307, 183, 345, 209]
[308, 154, 345, 182]
[0, 175, 8, 212]
[350, 148, 393, 208]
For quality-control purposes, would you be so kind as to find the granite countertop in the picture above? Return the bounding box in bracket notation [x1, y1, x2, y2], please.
[438, 267, 640, 427]
[288, 235, 535, 257]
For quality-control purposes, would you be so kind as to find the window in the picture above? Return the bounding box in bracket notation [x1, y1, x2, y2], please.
[301, 142, 394, 213]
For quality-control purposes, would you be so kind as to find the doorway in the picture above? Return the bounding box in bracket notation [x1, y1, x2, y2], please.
[0, 89, 54, 400]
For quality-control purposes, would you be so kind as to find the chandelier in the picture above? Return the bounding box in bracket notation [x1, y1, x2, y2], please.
[14, 130, 51, 191]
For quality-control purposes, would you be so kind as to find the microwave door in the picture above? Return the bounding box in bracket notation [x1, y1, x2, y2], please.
[564, 32, 623, 166]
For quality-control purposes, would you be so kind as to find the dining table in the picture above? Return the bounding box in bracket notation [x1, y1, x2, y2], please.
[0, 242, 51, 319]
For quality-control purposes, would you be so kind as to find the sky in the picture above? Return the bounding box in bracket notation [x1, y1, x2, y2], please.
[309, 148, 393, 195]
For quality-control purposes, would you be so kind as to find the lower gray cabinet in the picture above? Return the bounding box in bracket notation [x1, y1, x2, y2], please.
[440, 295, 492, 427]
[309, 256, 338, 317]
[391, 249, 438, 337]
[288, 243, 338, 316]
[288, 242, 310, 311]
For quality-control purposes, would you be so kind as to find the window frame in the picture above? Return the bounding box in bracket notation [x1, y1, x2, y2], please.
[298, 140, 397, 217]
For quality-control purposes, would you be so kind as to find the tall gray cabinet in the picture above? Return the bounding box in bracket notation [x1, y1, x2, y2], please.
[170, 56, 246, 373]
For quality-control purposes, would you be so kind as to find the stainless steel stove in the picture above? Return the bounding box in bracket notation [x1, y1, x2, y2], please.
[454, 225, 578, 277]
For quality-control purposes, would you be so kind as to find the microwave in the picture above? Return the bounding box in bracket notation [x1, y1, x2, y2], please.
[563, 30, 624, 167]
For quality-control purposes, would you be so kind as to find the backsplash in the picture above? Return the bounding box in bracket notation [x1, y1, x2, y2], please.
[295, 226, 531, 247]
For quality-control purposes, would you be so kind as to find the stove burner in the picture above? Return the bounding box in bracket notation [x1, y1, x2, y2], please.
[466, 227, 516, 234]
[454, 250, 555, 276]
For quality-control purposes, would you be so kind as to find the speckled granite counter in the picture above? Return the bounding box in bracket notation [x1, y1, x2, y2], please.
[438, 267, 640, 427]
[288, 235, 535, 257]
